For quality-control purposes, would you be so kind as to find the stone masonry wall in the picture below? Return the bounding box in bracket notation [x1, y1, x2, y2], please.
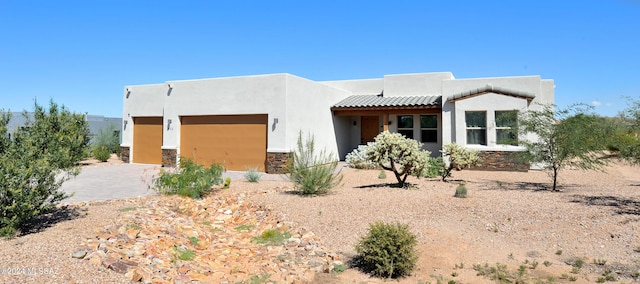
[162, 149, 177, 168]
[471, 151, 529, 172]
[267, 152, 291, 174]
[120, 146, 130, 163]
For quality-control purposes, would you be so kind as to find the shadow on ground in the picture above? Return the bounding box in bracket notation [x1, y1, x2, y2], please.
[479, 180, 559, 191]
[570, 195, 640, 216]
[355, 182, 416, 189]
[18, 205, 84, 236]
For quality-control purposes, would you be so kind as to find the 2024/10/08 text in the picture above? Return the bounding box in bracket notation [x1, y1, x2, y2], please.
[2, 267, 59, 275]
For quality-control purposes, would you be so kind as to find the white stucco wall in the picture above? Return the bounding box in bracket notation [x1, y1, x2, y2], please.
[124, 73, 354, 161]
[319, 78, 383, 95]
[161, 74, 288, 155]
[441, 75, 555, 150]
[384, 72, 454, 97]
[452, 94, 529, 150]
[284, 74, 352, 159]
[539, 79, 555, 107]
[121, 84, 167, 147]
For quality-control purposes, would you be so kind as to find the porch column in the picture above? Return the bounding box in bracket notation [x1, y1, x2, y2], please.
[383, 114, 389, 131]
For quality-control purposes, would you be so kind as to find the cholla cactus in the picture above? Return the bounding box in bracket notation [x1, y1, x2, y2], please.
[366, 131, 431, 187]
[440, 143, 481, 181]
[345, 143, 379, 169]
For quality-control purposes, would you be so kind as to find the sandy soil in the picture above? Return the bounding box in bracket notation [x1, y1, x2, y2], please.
[1, 158, 639, 283]
[248, 161, 640, 283]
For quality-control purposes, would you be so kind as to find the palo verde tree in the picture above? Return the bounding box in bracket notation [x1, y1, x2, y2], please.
[517, 104, 607, 191]
[0, 101, 90, 237]
[366, 131, 430, 187]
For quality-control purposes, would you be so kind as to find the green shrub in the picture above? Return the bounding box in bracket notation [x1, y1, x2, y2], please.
[378, 170, 386, 179]
[92, 145, 111, 162]
[153, 157, 223, 198]
[287, 131, 342, 195]
[174, 246, 196, 261]
[345, 144, 378, 169]
[244, 168, 261, 182]
[0, 101, 90, 237]
[222, 177, 231, 189]
[332, 263, 347, 274]
[92, 123, 120, 155]
[253, 229, 291, 245]
[423, 157, 445, 178]
[454, 183, 467, 198]
[355, 221, 418, 278]
[234, 224, 254, 231]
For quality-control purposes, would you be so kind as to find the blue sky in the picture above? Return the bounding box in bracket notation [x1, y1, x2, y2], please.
[1, 1, 638, 118]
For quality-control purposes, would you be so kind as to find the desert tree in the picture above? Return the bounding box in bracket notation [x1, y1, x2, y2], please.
[0, 100, 90, 237]
[366, 131, 430, 187]
[517, 104, 607, 191]
[607, 97, 640, 164]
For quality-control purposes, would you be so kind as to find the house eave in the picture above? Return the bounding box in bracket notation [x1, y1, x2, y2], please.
[331, 105, 441, 116]
[448, 85, 535, 103]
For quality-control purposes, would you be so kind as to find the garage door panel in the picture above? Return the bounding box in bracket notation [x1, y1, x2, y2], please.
[132, 117, 163, 164]
[180, 115, 267, 171]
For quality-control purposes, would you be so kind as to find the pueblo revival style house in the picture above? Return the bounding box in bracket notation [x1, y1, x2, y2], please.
[120, 72, 554, 173]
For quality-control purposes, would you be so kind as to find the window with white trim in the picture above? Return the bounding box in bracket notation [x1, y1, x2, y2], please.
[420, 115, 437, 143]
[465, 111, 486, 145]
[397, 115, 413, 139]
[495, 111, 518, 145]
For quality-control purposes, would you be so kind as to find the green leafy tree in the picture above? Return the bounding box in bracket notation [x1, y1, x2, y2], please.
[0, 101, 90, 237]
[287, 131, 342, 195]
[440, 143, 481, 182]
[366, 131, 430, 187]
[607, 97, 640, 164]
[517, 104, 606, 191]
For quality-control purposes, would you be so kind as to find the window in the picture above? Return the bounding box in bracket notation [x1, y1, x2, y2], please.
[420, 115, 437, 143]
[465, 111, 486, 145]
[495, 111, 518, 145]
[397, 115, 413, 139]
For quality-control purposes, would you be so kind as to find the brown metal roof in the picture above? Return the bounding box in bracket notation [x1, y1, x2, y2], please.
[448, 84, 535, 102]
[332, 95, 441, 110]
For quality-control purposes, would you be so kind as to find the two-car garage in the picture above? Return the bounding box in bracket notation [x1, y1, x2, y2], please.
[131, 114, 268, 171]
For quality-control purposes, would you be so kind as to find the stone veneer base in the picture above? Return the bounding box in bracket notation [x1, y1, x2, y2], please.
[266, 152, 291, 174]
[471, 151, 529, 172]
[120, 146, 130, 163]
[162, 149, 177, 168]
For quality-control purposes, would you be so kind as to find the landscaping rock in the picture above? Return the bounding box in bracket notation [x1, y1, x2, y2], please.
[74, 193, 341, 283]
[71, 248, 90, 259]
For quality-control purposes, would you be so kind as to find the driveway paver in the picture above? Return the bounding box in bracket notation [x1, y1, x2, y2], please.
[61, 164, 160, 204]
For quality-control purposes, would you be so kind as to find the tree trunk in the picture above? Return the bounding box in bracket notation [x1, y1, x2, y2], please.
[394, 171, 404, 187]
[401, 173, 409, 187]
[552, 165, 558, 191]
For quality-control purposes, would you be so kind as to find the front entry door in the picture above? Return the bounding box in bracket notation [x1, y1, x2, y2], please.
[360, 116, 379, 144]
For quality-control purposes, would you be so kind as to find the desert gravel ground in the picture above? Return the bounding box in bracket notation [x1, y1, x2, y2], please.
[1, 159, 639, 283]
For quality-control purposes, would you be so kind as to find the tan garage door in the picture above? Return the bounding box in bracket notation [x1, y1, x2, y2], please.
[180, 114, 267, 171]
[133, 117, 163, 164]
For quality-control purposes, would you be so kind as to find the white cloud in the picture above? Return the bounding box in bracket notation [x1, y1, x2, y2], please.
[591, 100, 602, 107]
